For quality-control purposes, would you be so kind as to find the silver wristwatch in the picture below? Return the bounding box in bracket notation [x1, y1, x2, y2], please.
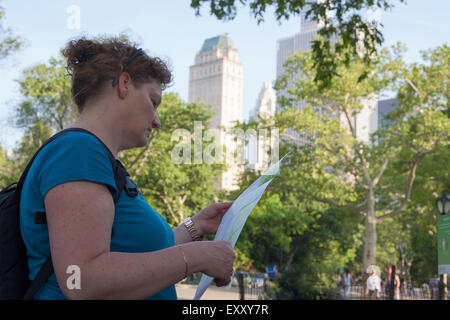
[184, 217, 202, 241]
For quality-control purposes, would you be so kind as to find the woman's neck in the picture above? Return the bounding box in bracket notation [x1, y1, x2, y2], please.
[67, 114, 121, 159]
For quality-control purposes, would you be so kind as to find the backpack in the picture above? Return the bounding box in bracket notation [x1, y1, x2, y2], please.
[0, 127, 137, 300]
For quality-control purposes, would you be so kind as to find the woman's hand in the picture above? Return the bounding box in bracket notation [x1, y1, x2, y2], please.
[199, 240, 235, 287]
[192, 201, 233, 237]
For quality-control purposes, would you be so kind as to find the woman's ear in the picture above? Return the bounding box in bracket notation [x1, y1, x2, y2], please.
[116, 72, 132, 99]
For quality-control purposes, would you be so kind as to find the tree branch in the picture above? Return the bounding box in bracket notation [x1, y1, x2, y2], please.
[342, 93, 357, 138]
[372, 151, 392, 186]
[129, 135, 155, 180]
[376, 148, 436, 222]
[283, 184, 366, 214]
[156, 190, 179, 225]
[130, 146, 151, 181]
[342, 93, 373, 187]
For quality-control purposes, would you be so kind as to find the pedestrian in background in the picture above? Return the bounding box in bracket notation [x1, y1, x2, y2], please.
[429, 274, 440, 300]
[385, 265, 400, 300]
[366, 269, 381, 299]
[343, 269, 352, 298]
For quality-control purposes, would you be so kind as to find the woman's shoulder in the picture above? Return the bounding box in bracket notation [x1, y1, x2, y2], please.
[45, 130, 105, 151]
[31, 130, 117, 199]
[36, 130, 111, 163]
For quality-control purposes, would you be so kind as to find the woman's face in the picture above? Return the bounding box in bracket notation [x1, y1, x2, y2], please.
[124, 80, 162, 148]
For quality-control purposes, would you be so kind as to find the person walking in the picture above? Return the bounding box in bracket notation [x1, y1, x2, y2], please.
[366, 269, 381, 300]
[385, 265, 401, 300]
[429, 274, 440, 300]
[343, 269, 352, 298]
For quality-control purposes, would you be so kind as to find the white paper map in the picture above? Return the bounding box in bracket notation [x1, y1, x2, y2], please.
[193, 154, 288, 300]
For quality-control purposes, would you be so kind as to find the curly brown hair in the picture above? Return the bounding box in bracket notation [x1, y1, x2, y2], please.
[61, 35, 172, 112]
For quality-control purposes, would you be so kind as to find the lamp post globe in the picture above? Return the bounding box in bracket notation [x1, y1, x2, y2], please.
[437, 192, 450, 215]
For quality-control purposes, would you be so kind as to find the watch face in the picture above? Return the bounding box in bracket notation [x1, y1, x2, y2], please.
[184, 217, 201, 240]
[185, 217, 193, 227]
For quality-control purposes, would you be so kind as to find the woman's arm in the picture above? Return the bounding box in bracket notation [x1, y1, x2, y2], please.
[173, 220, 197, 245]
[45, 181, 234, 299]
[173, 201, 233, 245]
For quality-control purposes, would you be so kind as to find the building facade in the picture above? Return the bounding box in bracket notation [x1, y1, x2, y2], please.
[377, 98, 399, 128]
[276, 9, 378, 145]
[247, 81, 277, 172]
[188, 34, 244, 190]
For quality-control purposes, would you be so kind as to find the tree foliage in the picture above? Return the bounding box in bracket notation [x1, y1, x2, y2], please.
[232, 42, 449, 295]
[1, 25, 448, 297]
[190, 0, 406, 88]
[15, 56, 77, 131]
[0, 2, 25, 61]
[120, 93, 226, 227]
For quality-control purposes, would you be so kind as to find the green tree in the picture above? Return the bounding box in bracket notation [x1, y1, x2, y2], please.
[15, 56, 76, 131]
[0, 2, 26, 185]
[259, 203, 363, 299]
[11, 56, 75, 171]
[376, 126, 450, 285]
[232, 142, 363, 297]
[0, 2, 25, 61]
[120, 93, 226, 227]
[190, 0, 406, 88]
[234, 192, 313, 271]
[0, 145, 16, 186]
[250, 42, 450, 276]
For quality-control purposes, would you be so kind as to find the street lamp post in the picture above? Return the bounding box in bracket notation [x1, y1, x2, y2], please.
[437, 192, 450, 300]
[437, 193, 450, 216]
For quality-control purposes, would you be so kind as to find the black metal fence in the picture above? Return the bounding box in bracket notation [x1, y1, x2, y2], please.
[232, 271, 448, 300]
[338, 285, 444, 300]
[235, 271, 269, 300]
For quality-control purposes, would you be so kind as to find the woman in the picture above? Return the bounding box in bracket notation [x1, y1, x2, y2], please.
[19, 36, 235, 299]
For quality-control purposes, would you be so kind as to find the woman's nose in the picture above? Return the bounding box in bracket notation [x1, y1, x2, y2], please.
[152, 111, 161, 129]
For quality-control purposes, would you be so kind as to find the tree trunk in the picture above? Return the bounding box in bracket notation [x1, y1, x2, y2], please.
[363, 188, 377, 273]
[285, 245, 299, 271]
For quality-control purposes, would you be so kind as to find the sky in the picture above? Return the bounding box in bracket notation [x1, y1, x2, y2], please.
[0, 0, 449, 151]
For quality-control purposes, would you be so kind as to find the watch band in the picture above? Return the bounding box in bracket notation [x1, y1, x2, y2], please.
[184, 217, 202, 241]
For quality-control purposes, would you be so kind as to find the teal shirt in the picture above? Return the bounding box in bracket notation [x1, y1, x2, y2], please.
[20, 131, 177, 300]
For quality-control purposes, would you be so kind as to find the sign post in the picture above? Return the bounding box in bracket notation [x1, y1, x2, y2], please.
[437, 214, 450, 299]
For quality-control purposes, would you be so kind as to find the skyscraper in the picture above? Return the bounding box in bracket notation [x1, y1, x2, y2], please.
[276, 6, 377, 144]
[276, 3, 338, 113]
[247, 81, 276, 172]
[276, 7, 338, 143]
[188, 34, 244, 190]
[377, 98, 399, 128]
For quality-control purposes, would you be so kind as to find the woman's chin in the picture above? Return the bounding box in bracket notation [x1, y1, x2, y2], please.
[142, 133, 152, 146]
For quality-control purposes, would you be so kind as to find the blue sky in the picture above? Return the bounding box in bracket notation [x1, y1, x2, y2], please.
[0, 0, 449, 150]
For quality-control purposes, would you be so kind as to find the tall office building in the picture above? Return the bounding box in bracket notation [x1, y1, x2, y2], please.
[276, 2, 338, 110]
[247, 81, 276, 172]
[276, 5, 378, 144]
[276, 6, 338, 143]
[188, 34, 244, 190]
[377, 98, 399, 128]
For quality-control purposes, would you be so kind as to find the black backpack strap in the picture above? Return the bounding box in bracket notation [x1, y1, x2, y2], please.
[111, 159, 128, 203]
[22, 256, 53, 300]
[59, 128, 131, 203]
[15, 129, 83, 202]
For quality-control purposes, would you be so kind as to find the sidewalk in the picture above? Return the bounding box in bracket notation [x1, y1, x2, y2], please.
[175, 283, 240, 300]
